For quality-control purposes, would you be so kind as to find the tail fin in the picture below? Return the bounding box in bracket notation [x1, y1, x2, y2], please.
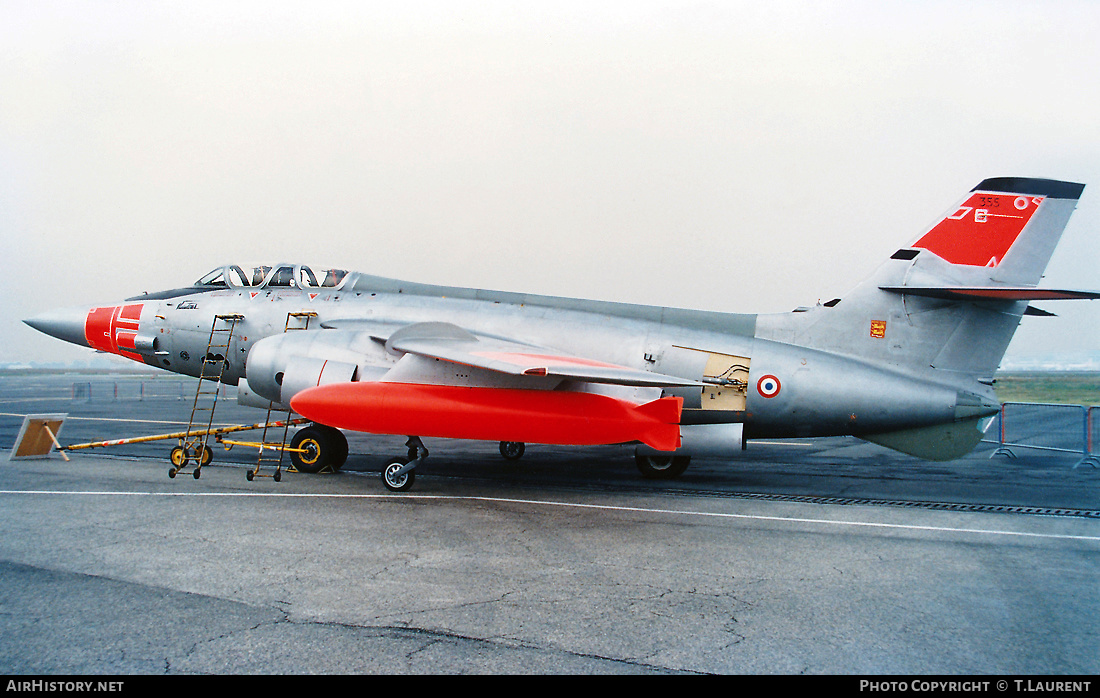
[760, 178, 1090, 379]
[908, 177, 1085, 284]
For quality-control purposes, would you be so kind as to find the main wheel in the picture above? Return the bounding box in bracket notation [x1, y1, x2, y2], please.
[499, 441, 525, 460]
[197, 445, 213, 468]
[289, 426, 331, 474]
[635, 454, 690, 479]
[382, 460, 416, 492]
[315, 425, 348, 471]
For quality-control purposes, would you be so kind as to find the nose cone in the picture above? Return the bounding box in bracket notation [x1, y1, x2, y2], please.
[24, 306, 90, 348]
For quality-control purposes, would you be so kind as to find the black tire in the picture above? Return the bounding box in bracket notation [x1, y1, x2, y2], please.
[316, 425, 348, 470]
[197, 445, 213, 468]
[382, 460, 415, 492]
[290, 426, 332, 474]
[169, 446, 187, 468]
[499, 441, 525, 460]
[635, 454, 690, 479]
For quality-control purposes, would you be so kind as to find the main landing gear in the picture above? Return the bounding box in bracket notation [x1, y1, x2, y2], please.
[499, 441, 525, 460]
[288, 424, 349, 474]
[634, 453, 691, 479]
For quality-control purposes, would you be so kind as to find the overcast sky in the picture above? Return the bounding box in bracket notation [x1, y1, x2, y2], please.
[2, 1, 1098, 366]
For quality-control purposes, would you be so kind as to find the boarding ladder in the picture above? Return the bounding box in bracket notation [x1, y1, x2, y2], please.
[170, 313, 243, 479]
[245, 312, 318, 482]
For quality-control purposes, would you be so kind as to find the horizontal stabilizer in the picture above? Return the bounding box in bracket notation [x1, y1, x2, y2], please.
[1024, 306, 1056, 317]
[879, 286, 1100, 301]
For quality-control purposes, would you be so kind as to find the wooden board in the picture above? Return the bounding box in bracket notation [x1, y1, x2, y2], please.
[9, 414, 67, 460]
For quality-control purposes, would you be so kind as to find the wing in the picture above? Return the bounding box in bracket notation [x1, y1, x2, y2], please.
[383, 322, 700, 388]
[318, 320, 700, 388]
[285, 321, 691, 450]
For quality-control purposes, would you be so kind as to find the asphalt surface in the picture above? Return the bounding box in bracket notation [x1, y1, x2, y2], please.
[0, 372, 1098, 675]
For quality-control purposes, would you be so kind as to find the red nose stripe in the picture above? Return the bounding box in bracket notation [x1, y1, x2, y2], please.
[85, 306, 118, 353]
[84, 304, 145, 363]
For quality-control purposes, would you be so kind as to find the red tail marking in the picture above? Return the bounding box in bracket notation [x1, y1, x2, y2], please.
[913, 192, 1044, 267]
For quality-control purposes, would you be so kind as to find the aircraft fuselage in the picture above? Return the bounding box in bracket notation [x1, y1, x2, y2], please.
[30, 178, 1090, 476]
[77, 274, 991, 447]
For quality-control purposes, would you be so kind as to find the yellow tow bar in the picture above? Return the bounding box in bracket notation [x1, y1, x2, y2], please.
[61, 418, 309, 453]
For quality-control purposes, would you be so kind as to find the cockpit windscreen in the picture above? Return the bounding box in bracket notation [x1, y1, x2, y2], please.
[195, 264, 349, 290]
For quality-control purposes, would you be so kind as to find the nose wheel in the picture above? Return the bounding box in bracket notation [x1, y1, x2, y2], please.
[382, 437, 427, 492]
[382, 461, 415, 491]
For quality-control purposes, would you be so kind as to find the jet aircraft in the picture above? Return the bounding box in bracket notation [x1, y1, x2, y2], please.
[24, 177, 1098, 491]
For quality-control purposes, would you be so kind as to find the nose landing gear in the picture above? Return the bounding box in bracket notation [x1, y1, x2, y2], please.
[382, 436, 428, 492]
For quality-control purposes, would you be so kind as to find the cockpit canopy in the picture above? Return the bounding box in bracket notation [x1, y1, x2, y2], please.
[195, 264, 352, 290]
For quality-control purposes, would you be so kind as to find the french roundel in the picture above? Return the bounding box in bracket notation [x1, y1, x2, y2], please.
[757, 374, 781, 398]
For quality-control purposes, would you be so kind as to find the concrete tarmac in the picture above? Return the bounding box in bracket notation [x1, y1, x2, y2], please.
[0, 373, 1098, 674]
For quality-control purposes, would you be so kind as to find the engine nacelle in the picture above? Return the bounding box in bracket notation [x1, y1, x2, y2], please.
[245, 330, 385, 405]
[237, 377, 292, 411]
[279, 355, 359, 404]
